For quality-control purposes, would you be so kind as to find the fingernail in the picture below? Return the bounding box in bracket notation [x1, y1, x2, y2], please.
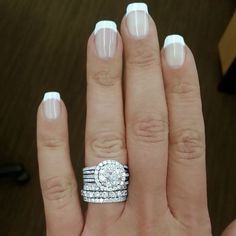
[126, 3, 149, 39]
[164, 34, 186, 68]
[42, 92, 61, 120]
[94, 20, 117, 59]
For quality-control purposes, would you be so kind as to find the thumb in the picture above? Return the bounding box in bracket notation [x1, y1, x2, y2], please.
[222, 220, 236, 236]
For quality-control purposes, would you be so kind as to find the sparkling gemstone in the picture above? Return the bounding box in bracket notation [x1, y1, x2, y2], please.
[102, 192, 108, 198]
[109, 192, 116, 198]
[95, 160, 126, 191]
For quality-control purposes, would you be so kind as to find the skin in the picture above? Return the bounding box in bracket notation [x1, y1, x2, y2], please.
[36, 13, 235, 236]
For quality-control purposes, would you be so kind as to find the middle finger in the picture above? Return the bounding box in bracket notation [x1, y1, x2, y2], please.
[121, 3, 168, 214]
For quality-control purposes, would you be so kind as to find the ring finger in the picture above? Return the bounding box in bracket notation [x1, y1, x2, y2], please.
[84, 21, 126, 233]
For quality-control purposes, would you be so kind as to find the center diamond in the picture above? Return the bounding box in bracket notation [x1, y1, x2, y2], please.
[94, 160, 126, 191]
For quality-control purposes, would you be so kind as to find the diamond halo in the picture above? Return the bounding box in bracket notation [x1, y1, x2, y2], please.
[94, 160, 126, 191]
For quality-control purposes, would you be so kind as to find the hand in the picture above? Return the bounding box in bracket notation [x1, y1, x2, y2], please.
[36, 3, 235, 236]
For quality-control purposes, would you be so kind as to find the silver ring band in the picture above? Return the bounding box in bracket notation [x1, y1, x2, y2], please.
[83, 165, 128, 172]
[81, 190, 128, 198]
[83, 196, 127, 203]
[83, 183, 128, 191]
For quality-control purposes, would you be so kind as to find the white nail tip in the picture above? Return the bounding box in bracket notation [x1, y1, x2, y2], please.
[164, 35, 185, 48]
[43, 92, 60, 102]
[126, 3, 148, 15]
[94, 21, 117, 34]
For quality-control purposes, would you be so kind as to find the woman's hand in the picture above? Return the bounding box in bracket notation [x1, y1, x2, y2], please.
[36, 3, 234, 236]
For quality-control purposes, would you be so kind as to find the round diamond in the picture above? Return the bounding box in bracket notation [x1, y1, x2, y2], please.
[95, 160, 126, 191]
[109, 192, 116, 198]
[102, 192, 108, 198]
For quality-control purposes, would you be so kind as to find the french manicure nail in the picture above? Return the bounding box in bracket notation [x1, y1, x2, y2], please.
[94, 20, 117, 59]
[43, 92, 61, 120]
[164, 35, 186, 68]
[126, 3, 149, 39]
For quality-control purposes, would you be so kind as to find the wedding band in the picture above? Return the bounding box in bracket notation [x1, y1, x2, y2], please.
[81, 160, 129, 203]
[83, 183, 128, 191]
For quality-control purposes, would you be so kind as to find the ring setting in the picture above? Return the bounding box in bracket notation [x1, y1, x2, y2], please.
[94, 160, 128, 191]
[82, 160, 129, 203]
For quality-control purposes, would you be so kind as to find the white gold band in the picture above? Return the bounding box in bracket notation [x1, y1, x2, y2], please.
[83, 196, 127, 203]
[83, 164, 128, 172]
[83, 183, 128, 191]
[81, 190, 128, 198]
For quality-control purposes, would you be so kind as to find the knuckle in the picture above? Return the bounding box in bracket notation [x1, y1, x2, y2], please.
[40, 134, 66, 150]
[127, 45, 160, 70]
[89, 132, 126, 158]
[171, 129, 205, 159]
[132, 113, 168, 144]
[88, 70, 120, 87]
[41, 176, 76, 209]
[168, 81, 196, 95]
[167, 80, 200, 101]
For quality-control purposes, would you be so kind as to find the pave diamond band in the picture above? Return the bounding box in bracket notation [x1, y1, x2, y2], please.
[83, 196, 127, 203]
[81, 160, 129, 203]
[83, 164, 128, 172]
[81, 190, 128, 198]
[83, 183, 128, 191]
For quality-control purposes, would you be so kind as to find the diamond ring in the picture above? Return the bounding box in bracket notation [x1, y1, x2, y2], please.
[81, 160, 129, 203]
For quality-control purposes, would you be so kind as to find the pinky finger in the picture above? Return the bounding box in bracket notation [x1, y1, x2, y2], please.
[222, 220, 236, 236]
[37, 92, 83, 236]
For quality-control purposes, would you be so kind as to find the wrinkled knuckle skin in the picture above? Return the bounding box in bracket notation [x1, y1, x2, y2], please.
[88, 70, 120, 87]
[168, 80, 197, 95]
[171, 129, 205, 160]
[41, 176, 76, 209]
[167, 80, 201, 103]
[39, 134, 66, 150]
[90, 133, 126, 158]
[132, 113, 168, 144]
[127, 45, 160, 69]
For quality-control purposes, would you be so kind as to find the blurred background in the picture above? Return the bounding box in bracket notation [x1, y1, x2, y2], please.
[0, 0, 235, 235]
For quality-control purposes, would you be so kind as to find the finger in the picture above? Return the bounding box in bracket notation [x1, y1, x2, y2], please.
[222, 220, 236, 236]
[37, 92, 83, 236]
[84, 21, 126, 231]
[121, 3, 168, 213]
[161, 35, 211, 229]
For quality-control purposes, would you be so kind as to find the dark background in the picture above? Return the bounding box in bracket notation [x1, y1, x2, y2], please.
[0, 0, 235, 235]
